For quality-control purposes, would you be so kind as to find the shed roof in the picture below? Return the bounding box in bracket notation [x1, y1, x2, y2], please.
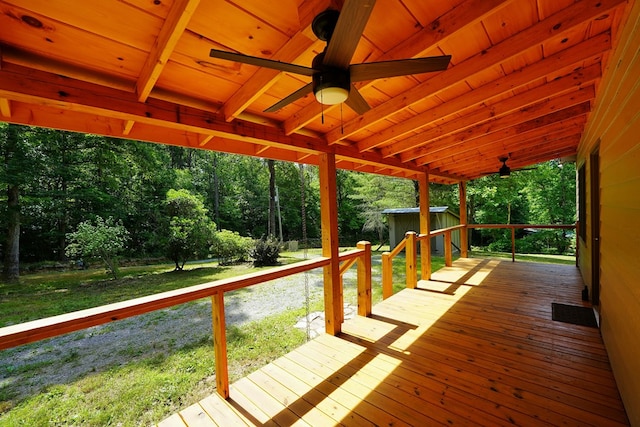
[382, 206, 455, 215]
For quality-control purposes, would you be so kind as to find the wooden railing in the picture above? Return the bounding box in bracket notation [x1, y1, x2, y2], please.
[381, 224, 575, 299]
[0, 241, 372, 399]
[467, 224, 576, 262]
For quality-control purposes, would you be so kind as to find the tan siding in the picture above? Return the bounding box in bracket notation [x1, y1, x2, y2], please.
[577, 1, 640, 424]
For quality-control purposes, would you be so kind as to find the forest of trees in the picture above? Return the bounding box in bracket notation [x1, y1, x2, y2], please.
[0, 124, 576, 281]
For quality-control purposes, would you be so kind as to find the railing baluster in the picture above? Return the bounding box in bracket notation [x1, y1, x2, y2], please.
[211, 291, 229, 399]
[444, 230, 452, 267]
[405, 232, 418, 289]
[356, 241, 372, 316]
[381, 252, 393, 299]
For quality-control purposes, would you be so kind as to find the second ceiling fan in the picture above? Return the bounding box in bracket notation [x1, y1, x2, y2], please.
[208, 0, 451, 114]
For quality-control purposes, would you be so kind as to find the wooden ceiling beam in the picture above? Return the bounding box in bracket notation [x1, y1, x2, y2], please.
[376, 65, 600, 157]
[0, 63, 430, 176]
[136, 0, 200, 102]
[405, 88, 593, 163]
[283, 0, 514, 135]
[372, 61, 610, 157]
[322, 0, 624, 144]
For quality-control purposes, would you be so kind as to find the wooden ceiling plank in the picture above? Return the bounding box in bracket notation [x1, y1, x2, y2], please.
[136, 0, 201, 102]
[402, 88, 594, 163]
[322, 0, 625, 144]
[372, 64, 600, 156]
[374, 34, 609, 156]
[283, 0, 515, 135]
[223, 32, 314, 121]
[0, 98, 11, 117]
[413, 104, 590, 166]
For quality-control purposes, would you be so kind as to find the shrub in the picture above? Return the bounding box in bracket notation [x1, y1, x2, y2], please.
[210, 230, 253, 265]
[250, 237, 281, 266]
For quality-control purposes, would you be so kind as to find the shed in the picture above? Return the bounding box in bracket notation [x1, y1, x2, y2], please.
[383, 207, 460, 254]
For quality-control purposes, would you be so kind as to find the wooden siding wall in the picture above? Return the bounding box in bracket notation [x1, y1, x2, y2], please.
[577, 1, 640, 424]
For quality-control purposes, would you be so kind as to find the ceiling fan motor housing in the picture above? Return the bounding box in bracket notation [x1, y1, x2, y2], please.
[312, 52, 350, 105]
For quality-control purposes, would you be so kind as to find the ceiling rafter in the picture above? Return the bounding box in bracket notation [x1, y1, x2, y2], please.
[322, 0, 624, 145]
[136, 0, 201, 102]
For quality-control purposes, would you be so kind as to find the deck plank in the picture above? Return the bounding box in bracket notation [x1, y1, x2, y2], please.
[159, 259, 629, 426]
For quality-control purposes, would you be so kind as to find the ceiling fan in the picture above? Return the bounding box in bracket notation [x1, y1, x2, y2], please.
[208, 0, 451, 115]
[496, 156, 537, 179]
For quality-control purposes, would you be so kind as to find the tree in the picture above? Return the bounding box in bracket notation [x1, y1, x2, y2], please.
[65, 216, 129, 279]
[0, 124, 40, 282]
[165, 189, 216, 270]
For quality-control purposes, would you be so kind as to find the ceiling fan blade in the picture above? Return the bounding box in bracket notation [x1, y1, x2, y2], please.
[263, 82, 314, 113]
[323, 0, 376, 68]
[345, 85, 371, 115]
[209, 49, 316, 76]
[350, 55, 451, 82]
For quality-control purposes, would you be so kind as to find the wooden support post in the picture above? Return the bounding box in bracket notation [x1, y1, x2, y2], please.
[418, 171, 431, 280]
[381, 252, 393, 299]
[212, 292, 229, 399]
[458, 181, 468, 258]
[319, 152, 342, 335]
[356, 241, 372, 317]
[406, 231, 418, 289]
[511, 227, 516, 262]
[444, 231, 453, 267]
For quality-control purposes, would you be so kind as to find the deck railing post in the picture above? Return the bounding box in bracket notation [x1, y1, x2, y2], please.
[406, 231, 418, 289]
[382, 251, 393, 299]
[444, 231, 453, 267]
[511, 227, 516, 262]
[212, 291, 229, 399]
[356, 241, 372, 317]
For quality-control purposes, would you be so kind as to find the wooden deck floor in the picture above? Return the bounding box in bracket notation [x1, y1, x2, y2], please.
[157, 258, 629, 426]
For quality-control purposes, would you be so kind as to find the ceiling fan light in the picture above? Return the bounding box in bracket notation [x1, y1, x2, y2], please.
[315, 86, 349, 105]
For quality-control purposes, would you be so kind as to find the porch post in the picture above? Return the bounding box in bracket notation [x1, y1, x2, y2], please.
[319, 152, 342, 335]
[459, 181, 468, 258]
[419, 170, 431, 280]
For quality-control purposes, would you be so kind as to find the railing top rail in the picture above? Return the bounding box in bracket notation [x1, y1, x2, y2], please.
[420, 224, 465, 239]
[467, 224, 575, 229]
[0, 257, 330, 351]
[385, 237, 407, 258]
[338, 248, 365, 261]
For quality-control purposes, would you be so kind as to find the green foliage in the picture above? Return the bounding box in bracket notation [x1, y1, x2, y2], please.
[250, 237, 281, 266]
[65, 216, 129, 279]
[165, 189, 216, 270]
[210, 230, 253, 265]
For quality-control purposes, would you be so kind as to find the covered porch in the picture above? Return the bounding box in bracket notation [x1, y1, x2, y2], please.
[160, 258, 628, 426]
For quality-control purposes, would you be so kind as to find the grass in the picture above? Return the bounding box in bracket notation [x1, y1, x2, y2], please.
[0, 250, 475, 425]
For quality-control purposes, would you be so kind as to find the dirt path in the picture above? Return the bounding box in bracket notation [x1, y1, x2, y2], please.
[0, 261, 359, 405]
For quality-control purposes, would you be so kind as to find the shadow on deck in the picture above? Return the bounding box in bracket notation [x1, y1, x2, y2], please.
[158, 258, 629, 426]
